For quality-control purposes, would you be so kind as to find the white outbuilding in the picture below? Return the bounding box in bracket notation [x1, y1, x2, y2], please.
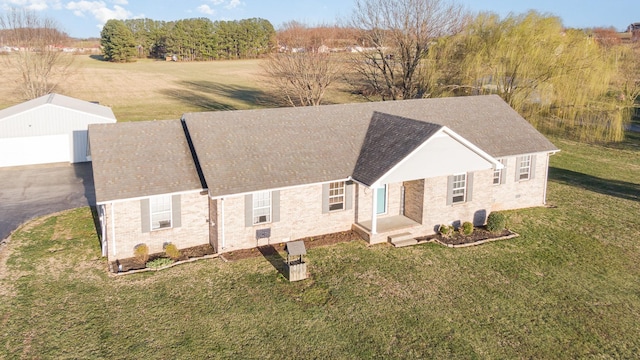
[0, 93, 117, 168]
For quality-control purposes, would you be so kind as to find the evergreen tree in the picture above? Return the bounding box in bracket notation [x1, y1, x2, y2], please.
[101, 19, 137, 62]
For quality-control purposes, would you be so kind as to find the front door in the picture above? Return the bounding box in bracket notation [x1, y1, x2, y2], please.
[376, 185, 387, 215]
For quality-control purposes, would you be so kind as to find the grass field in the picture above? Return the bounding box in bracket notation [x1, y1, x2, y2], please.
[1, 133, 639, 358]
[0, 55, 361, 121]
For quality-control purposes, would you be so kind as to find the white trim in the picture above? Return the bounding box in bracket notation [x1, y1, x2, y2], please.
[543, 153, 550, 205]
[150, 195, 173, 230]
[100, 205, 107, 257]
[97, 188, 203, 205]
[328, 181, 346, 212]
[376, 184, 388, 215]
[252, 190, 272, 225]
[370, 126, 502, 188]
[371, 185, 378, 235]
[221, 198, 226, 250]
[451, 173, 467, 204]
[110, 202, 116, 257]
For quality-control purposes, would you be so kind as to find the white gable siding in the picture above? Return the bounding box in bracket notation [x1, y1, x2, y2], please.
[375, 132, 496, 185]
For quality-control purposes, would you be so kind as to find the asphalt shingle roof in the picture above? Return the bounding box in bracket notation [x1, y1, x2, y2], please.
[89, 120, 203, 203]
[91, 95, 558, 202]
[352, 112, 442, 186]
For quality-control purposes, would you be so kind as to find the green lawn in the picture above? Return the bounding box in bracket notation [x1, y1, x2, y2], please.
[1, 135, 639, 358]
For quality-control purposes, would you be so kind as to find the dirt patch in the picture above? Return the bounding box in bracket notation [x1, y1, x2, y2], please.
[110, 244, 216, 273]
[416, 227, 515, 247]
[221, 230, 363, 261]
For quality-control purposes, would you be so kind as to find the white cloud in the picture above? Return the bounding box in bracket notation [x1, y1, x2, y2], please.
[66, 0, 133, 25]
[209, 0, 223, 4]
[197, 4, 215, 15]
[112, 0, 126, 4]
[1, 0, 62, 11]
[225, 0, 240, 9]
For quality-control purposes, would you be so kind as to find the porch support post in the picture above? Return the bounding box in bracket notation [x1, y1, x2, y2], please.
[371, 186, 378, 235]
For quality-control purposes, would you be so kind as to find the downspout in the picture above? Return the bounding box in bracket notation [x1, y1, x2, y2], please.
[371, 186, 378, 235]
[221, 198, 226, 250]
[100, 204, 107, 257]
[543, 153, 550, 205]
[110, 202, 117, 257]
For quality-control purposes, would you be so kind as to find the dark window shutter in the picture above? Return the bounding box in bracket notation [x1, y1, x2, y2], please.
[172, 195, 181, 228]
[140, 199, 150, 233]
[500, 158, 508, 185]
[244, 194, 253, 227]
[530, 154, 536, 180]
[466, 172, 474, 202]
[446, 175, 454, 206]
[272, 191, 280, 222]
[515, 156, 522, 182]
[322, 183, 330, 213]
[345, 182, 354, 210]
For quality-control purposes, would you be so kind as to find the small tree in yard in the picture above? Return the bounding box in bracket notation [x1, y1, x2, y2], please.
[262, 52, 342, 106]
[0, 8, 74, 100]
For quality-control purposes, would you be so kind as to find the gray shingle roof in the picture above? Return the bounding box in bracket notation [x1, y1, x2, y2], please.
[91, 95, 558, 201]
[89, 120, 203, 203]
[184, 95, 557, 197]
[352, 112, 442, 186]
[0, 93, 116, 121]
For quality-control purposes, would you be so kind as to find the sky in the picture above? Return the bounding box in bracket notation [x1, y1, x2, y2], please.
[0, 0, 638, 39]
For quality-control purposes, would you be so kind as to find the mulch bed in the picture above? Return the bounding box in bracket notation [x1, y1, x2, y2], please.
[220, 230, 364, 261]
[416, 227, 515, 247]
[110, 244, 216, 273]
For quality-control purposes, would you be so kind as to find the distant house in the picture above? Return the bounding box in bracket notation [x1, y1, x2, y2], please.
[0, 94, 116, 168]
[89, 95, 558, 266]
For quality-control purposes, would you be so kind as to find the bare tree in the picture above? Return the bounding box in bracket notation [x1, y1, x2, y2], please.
[348, 0, 466, 100]
[262, 52, 342, 106]
[0, 8, 74, 100]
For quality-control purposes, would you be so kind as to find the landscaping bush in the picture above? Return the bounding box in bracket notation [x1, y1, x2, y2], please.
[133, 243, 149, 264]
[461, 221, 474, 236]
[164, 243, 182, 260]
[438, 224, 453, 238]
[146, 258, 174, 269]
[486, 212, 507, 233]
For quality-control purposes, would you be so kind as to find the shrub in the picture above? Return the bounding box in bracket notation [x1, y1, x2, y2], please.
[486, 212, 507, 233]
[164, 243, 182, 260]
[146, 258, 173, 269]
[461, 221, 474, 236]
[133, 243, 149, 264]
[438, 224, 453, 238]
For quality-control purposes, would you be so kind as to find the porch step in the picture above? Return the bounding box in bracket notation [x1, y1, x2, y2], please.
[388, 232, 417, 247]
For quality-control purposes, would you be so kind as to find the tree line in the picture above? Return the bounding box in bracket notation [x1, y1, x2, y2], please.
[101, 17, 275, 62]
[265, 0, 639, 143]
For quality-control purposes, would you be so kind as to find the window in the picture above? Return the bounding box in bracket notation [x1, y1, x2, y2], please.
[452, 174, 466, 204]
[150, 195, 172, 230]
[328, 181, 345, 211]
[253, 191, 271, 224]
[518, 155, 532, 181]
[493, 159, 505, 185]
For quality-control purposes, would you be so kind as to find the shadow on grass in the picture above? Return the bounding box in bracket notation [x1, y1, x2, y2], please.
[89, 54, 105, 61]
[161, 80, 284, 111]
[549, 167, 640, 202]
[257, 245, 287, 277]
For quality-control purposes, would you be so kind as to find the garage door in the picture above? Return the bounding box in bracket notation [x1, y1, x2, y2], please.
[0, 134, 70, 167]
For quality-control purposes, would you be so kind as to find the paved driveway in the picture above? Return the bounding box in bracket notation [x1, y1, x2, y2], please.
[0, 162, 95, 241]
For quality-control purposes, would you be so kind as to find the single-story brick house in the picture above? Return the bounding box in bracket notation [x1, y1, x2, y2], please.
[89, 95, 558, 264]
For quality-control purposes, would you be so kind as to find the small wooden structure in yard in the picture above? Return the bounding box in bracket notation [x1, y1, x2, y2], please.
[285, 240, 308, 282]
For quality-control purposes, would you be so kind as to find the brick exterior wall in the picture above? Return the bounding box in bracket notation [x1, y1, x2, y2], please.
[103, 153, 550, 258]
[215, 183, 355, 253]
[103, 191, 209, 261]
[356, 153, 550, 244]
